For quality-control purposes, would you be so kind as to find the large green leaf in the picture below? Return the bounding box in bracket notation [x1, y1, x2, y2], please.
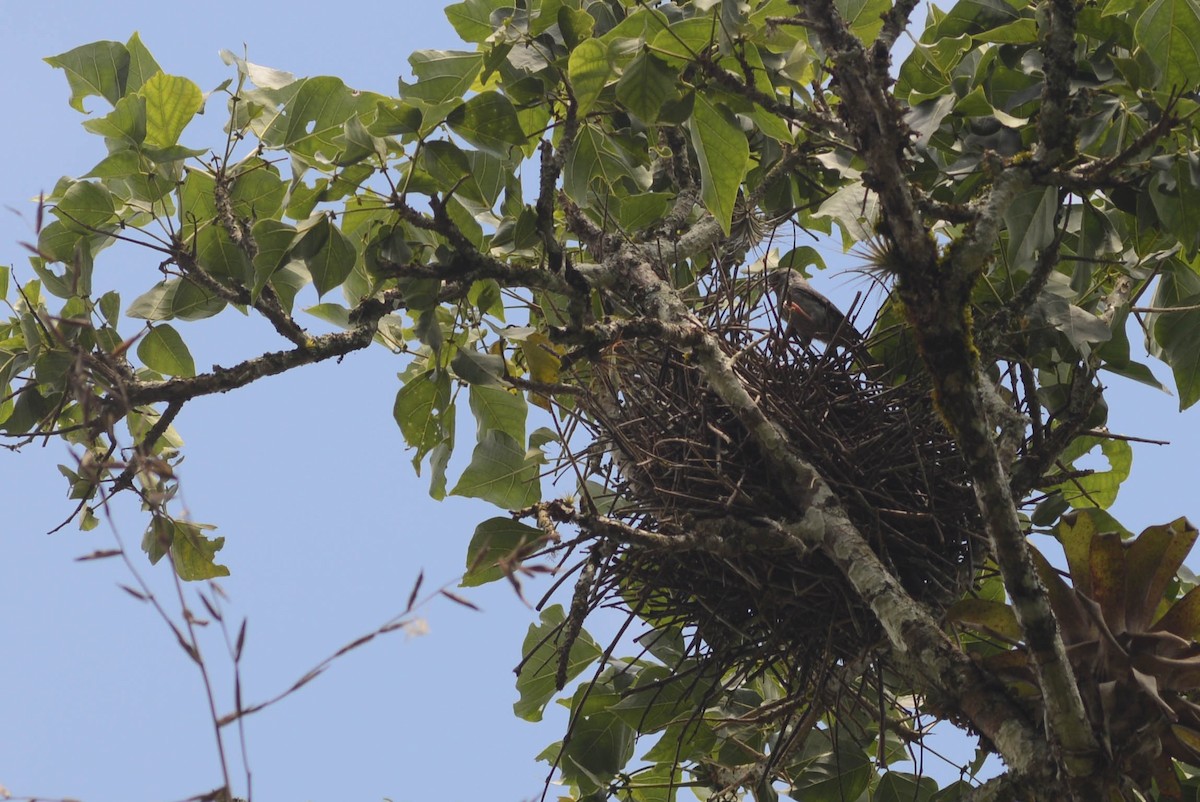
[292, 214, 357, 297]
[1135, 0, 1200, 91]
[567, 37, 611, 116]
[229, 160, 286, 219]
[461, 517, 545, 587]
[123, 32, 162, 94]
[265, 76, 381, 162]
[836, 0, 891, 41]
[469, 384, 527, 443]
[393, 369, 452, 461]
[137, 324, 196, 377]
[127, 277, 226, 321]
[689, 95, 750, 235]
[53, 180, 117, 233]
[514, 605, 602, 722]
[615, 50, 680, 123]
[400, 49, 483, 105]
[81, 95, 147, 150]
[249, 219, 296, 300]
[1002, 186, 1057, 269]
[1152, 276, 1200, 409]
[788, 740, 873, 802]
[874, 771, 939, 802]
[1059, 435, 1132, 509]
[196, 226, 252, 285]
[450, 430, 541, 508]
[558, 711, 636, 795]
[446, 91, 528, 158]
[445, 0, 511, 42]
[1152, 296, 1200, 408]
[45, 40, 131, 112]
[1149, 155, 1200, 255]
[562, 124, 648, 201]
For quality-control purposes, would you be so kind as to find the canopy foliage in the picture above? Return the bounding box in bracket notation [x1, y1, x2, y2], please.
[7, 0, 1200, 799]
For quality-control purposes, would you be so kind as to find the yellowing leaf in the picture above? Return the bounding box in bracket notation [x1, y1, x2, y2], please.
[140, 73, 202, 148]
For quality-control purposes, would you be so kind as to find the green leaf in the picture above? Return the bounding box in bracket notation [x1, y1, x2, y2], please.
[1153, 290, 1200, 409]
[196, 226, 252, 285]
[469, 384, 527, 443]
[450, 430, 541, 509]
[688, 95, 750, 235]
[1135, 0, 1200, 91]
[1147, 264, 1200, 408]
[568, 38, 611, 116]
[562, 124, 649, 202]
[53, 180, 116, 233]
[143, 517, 229, 580]
[610, 666, 714, 733]
[973, 17, 1038, 43]
[445, 0, 510, 42]
[558, 711, 636, 795]
[1060, 436, 1133, 509]
[293, 215, 357, 298]
[123, 32, 162, 94]
[1149, 154, 1200, 256]
[266, 76, 381, 162]
[140, 73, 202, 148]
[612, 192, 675, 233]
[170, 523, 229, 580]
[401, 50, 484, 105]
[179, 168, 218, 223]
[945, 597, 1022, 640]
[462, 517, 545, 587]
[303, 303, 350, 328]
[836, 0, 891, 41]
[137, 324, 196, 377]
[789, 741, 873, 802]
[514, 605, 603, 721]
[393, 370, 452, 460]
[45, 40, 131, 112]
[230, 161, 286, 219]
[451, 348, 505, 386]
[81, 95, 147, 149]
[446, 91, 528, 157]
[650, 17, 717, 64]
[250, 219, 296, 300]
[874, 771, 939, 802]
[127, 277, 225, 321]
[1003, 186, 1057, 268]
[615, 51, 680, 123]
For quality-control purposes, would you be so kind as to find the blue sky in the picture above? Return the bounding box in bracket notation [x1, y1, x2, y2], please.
[1, 4, 569, 801]
[3, 3, 1198, 802]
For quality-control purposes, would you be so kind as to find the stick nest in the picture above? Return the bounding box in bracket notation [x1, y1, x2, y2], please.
[572, 288, 985, 686]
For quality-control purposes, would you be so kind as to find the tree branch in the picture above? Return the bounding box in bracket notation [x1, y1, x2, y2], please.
[792, 0, 1101, 779]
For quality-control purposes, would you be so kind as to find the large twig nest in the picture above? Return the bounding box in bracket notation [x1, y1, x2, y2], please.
[571, 282, 986, 686]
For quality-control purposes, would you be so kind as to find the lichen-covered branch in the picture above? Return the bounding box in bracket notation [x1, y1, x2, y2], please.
[795, 0, 1101, 778]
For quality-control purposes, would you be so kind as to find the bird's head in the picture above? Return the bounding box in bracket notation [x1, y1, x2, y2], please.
[764, 269, 809, 293]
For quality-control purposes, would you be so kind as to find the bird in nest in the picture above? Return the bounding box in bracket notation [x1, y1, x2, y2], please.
[765, 270, 866, 349]
[764, 270, 886, 381]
